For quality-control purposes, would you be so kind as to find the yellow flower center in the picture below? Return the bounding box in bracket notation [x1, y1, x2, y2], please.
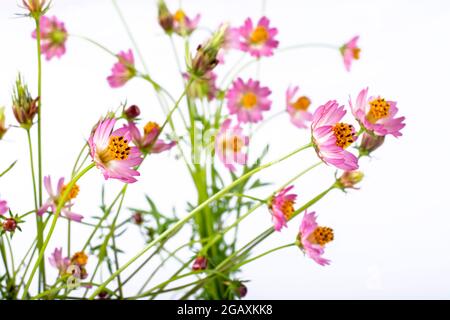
[62, 184, 79, 200]
[174, 9, 185, 22]
[71, 251, 88, 266]
[144, 121, 160, 136]
[281, 200, 295, 220]
[308, 227, 334, 246]
[352, 48, 361, 60]
[221, 135, 244, 153]
[367, 97, 390, 123]
[241, 92, 258, 109]
[99, 136, 131, 163]
[250, 26, 269, 44]
[332, 122, 355, 148]
[292, 96, 311, 111]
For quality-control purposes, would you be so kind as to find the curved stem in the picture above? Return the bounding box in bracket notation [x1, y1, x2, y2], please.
[231, 243, 295, 272]
[22, 163, 95, 299]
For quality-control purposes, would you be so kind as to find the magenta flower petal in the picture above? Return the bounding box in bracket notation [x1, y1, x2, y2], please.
[286, 86, 313, 129]
[32, 15, 68, 61]
[269, 186, 297, 232]
[107, 50, 136, 88]
[215, 119, 249, 171]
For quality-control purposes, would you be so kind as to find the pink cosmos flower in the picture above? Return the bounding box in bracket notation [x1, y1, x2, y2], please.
[173, 9, 200, 36]
[32, 15, 67, 61]
[311, 100, 359, 171]
[298, 211, 333, 266]
[349, 87, 405, 137]
[231, 17, 279, 58]
[0, 198, 8, 216]
[88, 117, 143, 183]
[215, 119, 249, 171]
[286, 86, 313, 129]
[269, 186, 297, 232]
[226, 78, 271, 123]
[107, 49, 136, 88]
[38, 176, 84, 222]
[49, 247, 70, 275]
[340, 35, 360, 72]
[127, 121, 176, 154]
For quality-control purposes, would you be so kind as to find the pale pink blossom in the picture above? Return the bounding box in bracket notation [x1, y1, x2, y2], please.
[32, 15, 68, 61]
[173, 9, 200, 36]
[127, 121, 176, 154]
[269, 186, 297, 232]
[226, 78, 271, 123]
[340, 35, 360, 72]
[311, 100, 359, 171]
[286, 86, 313, 129]
[298, 211, 333, 266]
[0, 198, 8, 216]
[231, 17, 279, 58]
[49, 247, 70, 275]
[38, 176, 83, 222]
[107, 50, 136, 88]
[215, 119, 249, 171]
[349, 87, 405, 137]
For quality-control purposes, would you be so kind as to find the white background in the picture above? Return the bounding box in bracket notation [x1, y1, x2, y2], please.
[0, 0, 449, 299]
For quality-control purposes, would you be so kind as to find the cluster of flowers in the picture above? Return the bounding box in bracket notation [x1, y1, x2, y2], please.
[0, 0, 406, 298]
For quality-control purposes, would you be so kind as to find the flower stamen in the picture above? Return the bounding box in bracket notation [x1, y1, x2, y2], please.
[332, 122, 356, 148]
[292, 96, 311, 111]
[367, 97, 390, 123]
[62, 184, 79, 200]
[241, 92, 258, 109]
[309, 226, 334, 246]
[144, 121, 160, 135]
[250, 26, 269, 44]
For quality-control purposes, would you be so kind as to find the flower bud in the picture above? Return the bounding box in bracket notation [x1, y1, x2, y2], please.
[132, 212, 144, 225]
[337, 171, 364, 189]
[190, 24, 228, 77]
[359, 132, 385, 156]
[157, 0, 174, 34]
[22, 0, 49, 18]
[192, 256, 207, 271]
[98, 291, 110, 300]
[12, 74, 38, 130]
[2, 218, 17, 233]
[124, 104, 141, 120]
[0, 107, 8, 139]
[237, 283, 248, 298]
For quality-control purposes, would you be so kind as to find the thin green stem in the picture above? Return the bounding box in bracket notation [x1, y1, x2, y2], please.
[231, 243, 295, 271]
[34, 16, 45, 292]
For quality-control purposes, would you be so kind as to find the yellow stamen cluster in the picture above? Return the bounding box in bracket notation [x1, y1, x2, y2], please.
[280, 200, 295, 219]
[62, 184, 80, 200]
[367, 97, 390, 123]
[241, 92, 258, 109]
[250, 26, 269, 44]
[292, 96, 311, 111]
[144, 121, 160, 136]
[353, 48, 361, 60]
[71, 251, 88, 266]
[311, 227, 334, 246]
[332, 122, 355, 148]
[174, 9, 185, 22]
[100, 136, 131, 162]
[222, 135, 244, 153]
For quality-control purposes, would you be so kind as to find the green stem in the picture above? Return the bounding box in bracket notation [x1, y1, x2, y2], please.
[33, 16, 46, 291]
[21, 163, 95, 299]
[89, 143, 312, 298]
[231, 243, 295, 271]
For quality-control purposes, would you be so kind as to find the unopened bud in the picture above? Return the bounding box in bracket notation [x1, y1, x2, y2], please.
[237, 283, 248, 298]
[2, 218, 17, 232]
[124, 104, 141, 120]
[192, 256, 207, 271]
[0, 107, 7, 139]
[190, 24, 228, 77]
[337, 171, 364, 189]
[22, 0, 49, 18]
[12, 74, 38, 130]
[359, 133, 385, 156]
[132, 212, 144, 225]
[157, 0, 174, 34]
